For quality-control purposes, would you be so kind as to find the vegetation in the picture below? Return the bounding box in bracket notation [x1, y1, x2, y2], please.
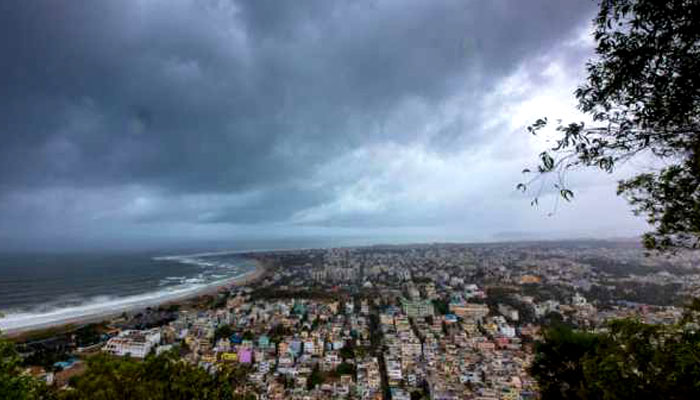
[530, 323, 601, 399]
[484, 287, 537, 323]
[1, 333, 256, 400]
[585, 281, 683, 306]
[521, 0, 700, 251]
[339, 344, 355, 360]
[333, 362, 356, 377]
[241, 331, 254, 341]
[210, 292, 230, 310]
[58, 350, 255, 400]
[214, 324, 233, 342]
[73, 324, 102, 348]
[250, 288, 346, 302]
[431, 299, 449, 315]
[532, 315, 700, 399]
[307, 365, 324, 390]
[1, 333, 51, 400]
[520, 283, 573, 304]
[268, 324, 292, 343]
[20, 347, 69, 372]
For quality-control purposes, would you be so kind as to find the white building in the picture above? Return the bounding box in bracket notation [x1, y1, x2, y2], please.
[386, 359, 403, 383]
[499, 324, 516, 338]
[572, 292, 588, 307]
[103, 329, 161, 358]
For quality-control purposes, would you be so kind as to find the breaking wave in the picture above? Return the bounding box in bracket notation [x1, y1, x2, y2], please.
[0, 254, 256, 334]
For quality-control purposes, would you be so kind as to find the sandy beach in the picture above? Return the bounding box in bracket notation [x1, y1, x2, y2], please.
[0, 259, 268, 338]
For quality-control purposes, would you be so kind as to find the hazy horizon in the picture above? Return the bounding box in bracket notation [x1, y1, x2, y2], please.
[0, 234, 644, 255]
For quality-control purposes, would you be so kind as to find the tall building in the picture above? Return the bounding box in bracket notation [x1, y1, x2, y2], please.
[400, 298, 434, 318]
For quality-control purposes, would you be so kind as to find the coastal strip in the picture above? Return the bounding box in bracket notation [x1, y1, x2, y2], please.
[0, 259, 268, 338]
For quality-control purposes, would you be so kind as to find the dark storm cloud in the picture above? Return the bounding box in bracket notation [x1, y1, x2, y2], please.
[0, 0, 605, 245]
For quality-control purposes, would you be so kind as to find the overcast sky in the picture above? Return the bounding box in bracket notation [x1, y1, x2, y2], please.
[0, 0, 649, 251]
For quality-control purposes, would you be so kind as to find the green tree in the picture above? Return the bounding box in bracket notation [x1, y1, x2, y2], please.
[530, 323, 600, 399]
[58, 349, 254, 400]
[241, 330, 254, 341]
[334, 362, 355, 377]
[214, 324, 233, 341]
[522, 0, 700, 251]
[0, 332, 52, 400]
[531, 317, 700, 399]
[307, 365, 324, 390]
[74, 324, 101, 347]
[431, 299, 449, 315]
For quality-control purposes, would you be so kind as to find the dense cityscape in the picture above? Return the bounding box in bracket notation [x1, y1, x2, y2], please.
[1, 0, 699, 398]
[10, 241, 700, 399]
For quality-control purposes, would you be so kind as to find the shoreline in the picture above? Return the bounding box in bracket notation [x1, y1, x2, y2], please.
[0, 259, 268, 339]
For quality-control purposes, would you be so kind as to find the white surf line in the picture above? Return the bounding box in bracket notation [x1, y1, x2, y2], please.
[0, 269, 256, 334]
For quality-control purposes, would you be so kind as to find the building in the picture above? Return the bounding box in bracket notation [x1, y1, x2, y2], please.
[238, 348, 253, 364]
[498, 304, 519, 321]
[401, 298, 434, 318]
[519, 275, 542, 284]
[103, 329, 161, 358]
[449, 302, 489, 321]
[386, 359, 403, 385]
[572, 292, 588, 307]
[258, 335, 271, 349]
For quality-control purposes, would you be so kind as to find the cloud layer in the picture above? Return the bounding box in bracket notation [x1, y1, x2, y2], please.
[0, 0, 647, 250]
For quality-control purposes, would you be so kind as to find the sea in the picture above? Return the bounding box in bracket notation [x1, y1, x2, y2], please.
[0, 251, 258, 333]
[0, 236, 399, 333]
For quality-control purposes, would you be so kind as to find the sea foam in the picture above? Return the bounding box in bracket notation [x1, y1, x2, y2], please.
[0, 255, 255, 334]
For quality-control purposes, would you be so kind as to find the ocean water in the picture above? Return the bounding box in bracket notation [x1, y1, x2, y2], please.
[0, 251, 257, 333]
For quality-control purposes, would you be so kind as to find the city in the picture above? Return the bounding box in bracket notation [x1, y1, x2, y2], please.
[1, 0, 699, 398]
[13, 241, 700, 399]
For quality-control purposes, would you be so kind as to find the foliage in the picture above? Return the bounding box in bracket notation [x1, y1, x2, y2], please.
[58, 349, 255, 400]
[483, 286, 538, 322]
[307, 365, 324, 390]
[268, 324, 292, 343]
[530, 323, 601, 398]
[520, 283, 573, 303]
[339, 344, 355, 360]
[241, 331, 254, 341]
[158, 303, 180, 313]
[20, 346, 69, 372]
[531, 317, 700, 399]
[521, 0, 700, 251]
[585, 281, 682, 306]
[431, 299, 449, 315]
[214, 324, 233, 342]
[334, 362, 356, 377]
[211, 292, 230, 309]
[0, 333, 52, 400]
[73, 324, 102, 347]
[250, 288, 344, 302]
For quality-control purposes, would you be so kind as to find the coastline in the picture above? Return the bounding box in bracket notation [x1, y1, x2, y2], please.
[0, 259, 268, 339]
